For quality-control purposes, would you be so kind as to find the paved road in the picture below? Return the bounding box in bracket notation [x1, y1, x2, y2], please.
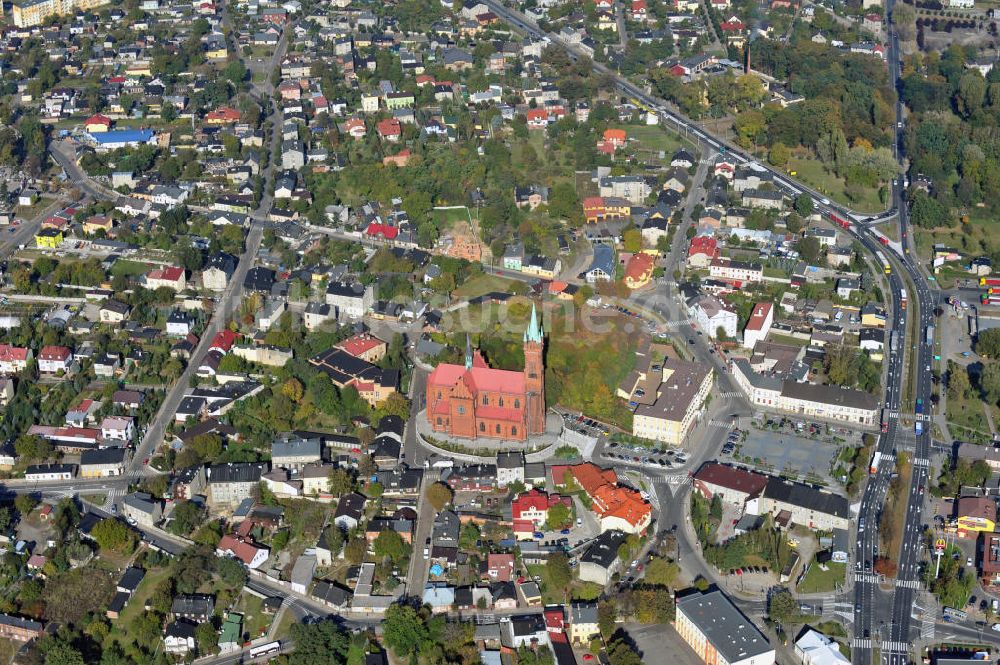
[125, 23, 290, 483]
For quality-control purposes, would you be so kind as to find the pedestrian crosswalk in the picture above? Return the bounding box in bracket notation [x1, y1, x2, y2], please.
[913, 457, 930, 468]
[855, 572, 881, 584]
[851, 639, 911, 654]
[103, 487, 124, 511]
[896, 579, 921, 589]
[718, 391, 745, 400]
[882, 641, 911, 654]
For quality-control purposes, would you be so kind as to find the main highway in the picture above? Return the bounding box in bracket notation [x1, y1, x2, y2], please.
[477, 2, 940, 662]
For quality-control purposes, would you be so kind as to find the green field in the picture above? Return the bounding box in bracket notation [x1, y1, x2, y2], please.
[797, 561, 846, 594]
[432, 206, 475, 226]
[947, 394, 993, 444]
[451, 273, 523, 299]
[611, 124, 691, 155]
[110, 259, 153, 278]
[787, 156, 884, 214]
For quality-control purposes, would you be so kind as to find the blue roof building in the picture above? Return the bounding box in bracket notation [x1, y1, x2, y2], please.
[88, 129, 156, 150]
[584, 244, 615, 283]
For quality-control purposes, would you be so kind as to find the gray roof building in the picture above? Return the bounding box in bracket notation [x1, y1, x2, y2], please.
[676, 590, 772, 664]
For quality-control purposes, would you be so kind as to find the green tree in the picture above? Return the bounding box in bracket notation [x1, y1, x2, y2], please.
[643, 557, 680, 587]
[793, 194, 813, 217]
[546, 502, 571, 531]
[977, 329, 1000, 358]
[546, 552, 573, 591]
[289, 621, 350, 665]
[982, 361, 1000, 404]
[948, 361, 971, 401]
[196, 621, 218, 655]
[42, 639, 86, 665]
[14, 494, 37, 516]
[328, 468, 354, 497]
[373, 530, 409, 565]
[91, 518, 136, 552]
[382, 604, 429, 658]
[768, 142, 790, 167]
[168, 501, 205, 536]
[797, 235, 822, 263]
[768, 588, 797, 623]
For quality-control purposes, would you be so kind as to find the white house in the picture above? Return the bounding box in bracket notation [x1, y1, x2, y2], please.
[742, 302, 773, 349]
[690, 295, 738, 340]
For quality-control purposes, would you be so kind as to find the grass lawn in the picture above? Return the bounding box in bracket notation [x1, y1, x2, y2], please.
[110, 259, 153, 278]
[0, 638, 14, 664]
[81, 493, 108, 507]
[451, 273, 521, 299]
[947, 395, 993, 444]
[611, 124, 692, 154]
[770, 333, 809, 347]
[432, 206, 474, 226]
[235, 591, 273, 641]
[797, 561, 846, 594]
[787, 156, 884, 214]
[106, 565, 172, 646]
[273, 604, 299, 640]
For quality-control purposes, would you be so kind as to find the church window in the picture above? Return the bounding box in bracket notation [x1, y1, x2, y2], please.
[495, 424, 501, 434]
[499, 396, 504, 407]
[514, 399, 520, 409]
[458, 406, 465, 415]
[436, 418, 442, 425]
[437, 392, 442, 400]
[480, 422, 486, 432]
[483, 396, 489, 405]
[512, 427, 517, 436]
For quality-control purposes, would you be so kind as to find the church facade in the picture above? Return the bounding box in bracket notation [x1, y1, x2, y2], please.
[426, 305, 546, 442]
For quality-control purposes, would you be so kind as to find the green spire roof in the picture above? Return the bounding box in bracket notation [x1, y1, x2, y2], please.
[524, 303, 542, 343]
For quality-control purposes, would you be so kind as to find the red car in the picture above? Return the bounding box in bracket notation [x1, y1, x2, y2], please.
[143, 458, 149, 465]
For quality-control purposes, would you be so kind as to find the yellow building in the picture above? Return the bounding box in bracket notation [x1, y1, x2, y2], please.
[35, 229, 64, 249]
[12, 0, 108, 28]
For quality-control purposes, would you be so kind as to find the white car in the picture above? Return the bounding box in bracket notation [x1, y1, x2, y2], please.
[992, 623, 1000, 633]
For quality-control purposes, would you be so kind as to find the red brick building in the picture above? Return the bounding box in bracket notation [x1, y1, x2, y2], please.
[426, 305, 546, 442]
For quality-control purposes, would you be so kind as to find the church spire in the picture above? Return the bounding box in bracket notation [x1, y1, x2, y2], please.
[524, 302, 542, 344]
[465, 333, 473, 370]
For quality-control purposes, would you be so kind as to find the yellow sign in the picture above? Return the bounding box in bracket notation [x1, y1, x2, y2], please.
[957, 516, 996, 532]
[935, 538, 946, 552]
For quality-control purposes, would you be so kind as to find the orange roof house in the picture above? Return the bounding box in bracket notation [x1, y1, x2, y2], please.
[603, 128, 626, 147]
[553, 463, 650, 534]
[206, 107, 241, 125]
[382, 148, 412, 167]
[376, 118, 402, 141]
[624, 253, 654, 289]
[84, 113, 112, 133]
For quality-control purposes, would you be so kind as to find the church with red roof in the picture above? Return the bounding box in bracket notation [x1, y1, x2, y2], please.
[426, 304, 546, 442]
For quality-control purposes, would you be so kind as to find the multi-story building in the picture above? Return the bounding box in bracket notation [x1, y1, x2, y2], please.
[675, 590, 774, 665]
[631, 358, 713, 445]
[692, 462, 768, 507]
[38, 345, 72, 374]
[747, 477, 850, 531]
[271, 435, 322, 471]
[12, 0, 109, 28]
[742, 302, 773, 349]
[325, 281, 374, 319]
[688, 295, 738, 340]
[0, 345, 32, 374]
[207, 462, 270, 506]
[0, 614, 44, 642]
[732, 360, 880, 426]
[709, 258, 763, 284]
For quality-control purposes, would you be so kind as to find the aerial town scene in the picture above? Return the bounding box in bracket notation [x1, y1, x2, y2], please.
[0, 0, 998, 661]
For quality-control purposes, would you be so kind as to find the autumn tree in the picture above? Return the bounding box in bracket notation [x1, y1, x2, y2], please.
[426, 482, 453, 511]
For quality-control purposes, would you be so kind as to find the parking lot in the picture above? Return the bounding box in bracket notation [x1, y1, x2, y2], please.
[730, 428, 841, 485]
[599, 441, 689, 472]
[561, 411, 611, 439]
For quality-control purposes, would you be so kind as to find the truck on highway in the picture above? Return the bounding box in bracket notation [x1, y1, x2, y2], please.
[899, 288, 907, 310]
[980, 277, 1000, 288]
[881, 409, 890, 433]
[982, 293, 1000, 306]
[870, 450, 883, 473]
[925, 325, 934, 346]
[915, 420, 924, 435]
[915, 398, 923, 415]
[875, 250, 891, 274]
[890, 331, 900, 353]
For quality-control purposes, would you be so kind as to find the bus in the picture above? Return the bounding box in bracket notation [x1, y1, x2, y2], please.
[925, 325, 934, 346]
[899, 288, 907, 310]
[875, 250, 891, 274]
[943, 607, 968, 622]
[880, 409, 891, 434]
[247, 642, 280, 661]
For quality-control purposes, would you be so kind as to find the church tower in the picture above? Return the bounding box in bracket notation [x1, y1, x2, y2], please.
[523, 303, 546, 435]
